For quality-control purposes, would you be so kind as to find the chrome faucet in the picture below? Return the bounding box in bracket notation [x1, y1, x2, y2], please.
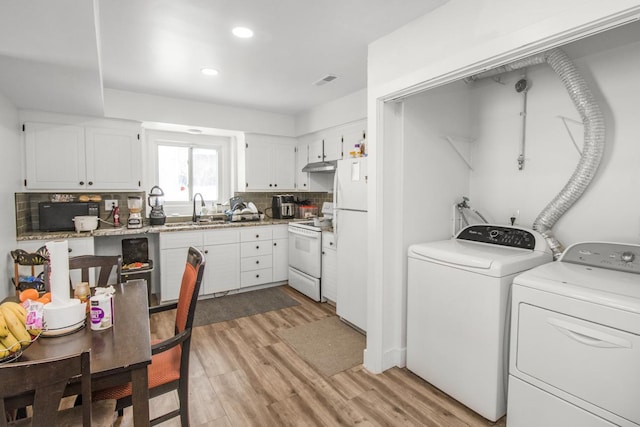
[192, 193, 205, 222]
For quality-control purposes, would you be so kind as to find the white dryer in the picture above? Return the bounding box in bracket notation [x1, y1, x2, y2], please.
[407, 225, 552, 422]
[508, 241, 640, 427]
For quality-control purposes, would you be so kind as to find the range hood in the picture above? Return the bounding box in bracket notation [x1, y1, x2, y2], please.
[302, 160, 337, 173]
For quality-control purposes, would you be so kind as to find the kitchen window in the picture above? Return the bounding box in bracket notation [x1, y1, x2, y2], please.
[147, 129, 233, 214]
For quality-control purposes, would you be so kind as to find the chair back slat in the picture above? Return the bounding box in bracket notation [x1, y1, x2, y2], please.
[69, 255, 122, 289]
[0, 351, 92, 426]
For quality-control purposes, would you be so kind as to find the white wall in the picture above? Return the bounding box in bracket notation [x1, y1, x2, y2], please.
[365, 0, 640, 374]
[469, 27, 640, 246]
[0, 92, 21, 299]
[103, 88, 297, 137]
[295, 89, 367, 136]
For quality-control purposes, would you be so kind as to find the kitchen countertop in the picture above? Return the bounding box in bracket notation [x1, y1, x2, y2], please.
[16, 218, 300, 241]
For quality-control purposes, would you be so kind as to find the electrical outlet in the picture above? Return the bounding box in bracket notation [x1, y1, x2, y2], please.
[105, 199, 118, 211]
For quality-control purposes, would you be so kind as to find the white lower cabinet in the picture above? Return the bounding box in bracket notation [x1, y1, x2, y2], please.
[160, 226, 288, 302]
[321, 231, 337, 302]
[272, 225, 289, 282]
[240, 227, 273, 287]
[202, 228, 240, 295]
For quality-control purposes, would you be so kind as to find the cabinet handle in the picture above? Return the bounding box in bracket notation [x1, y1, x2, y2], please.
[304, 183, 307, 187]
[255, 234, 259, 238]
[273, 242, 277, 246]
[322, 251, 325, 255]
[204, 250, 209, 254]
[256, 260, 260, 264]
[255, 245, 260, 250]
[256, 274, 260, 278]
[274, 183, 277, 187]
[329, 242, 334, 246]
[269, 184, 273, 187]
[317, 155, 321, 159]
[88, 181, 93, 186]
[79, 181, 84, 186]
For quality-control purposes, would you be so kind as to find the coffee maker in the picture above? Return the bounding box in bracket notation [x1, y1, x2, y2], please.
[272, 195, 295, 219]
[147, 185, 166, 225]
[127, 196, 143, 229]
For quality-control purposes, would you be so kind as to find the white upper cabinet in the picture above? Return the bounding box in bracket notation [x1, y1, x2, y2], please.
[24, 123, 86, 190]
[85, 127, 141, 190]
[308, 138, 324, 163]
[294, 141, 309, 191]
[322, 127, 342, 162]
[24, 121, 141, 190]
[340, 120, 367, 157]
[244, 134, 296, 191]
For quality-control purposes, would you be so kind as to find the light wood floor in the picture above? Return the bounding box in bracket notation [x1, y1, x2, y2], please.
[115, 286, 507, 426]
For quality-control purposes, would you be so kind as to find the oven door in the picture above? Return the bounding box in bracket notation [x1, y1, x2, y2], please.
[288, 225, 322, 278]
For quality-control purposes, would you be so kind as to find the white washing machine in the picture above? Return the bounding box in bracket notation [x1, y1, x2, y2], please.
[508, 241, 640, 427]
[407, 224, 552, 422]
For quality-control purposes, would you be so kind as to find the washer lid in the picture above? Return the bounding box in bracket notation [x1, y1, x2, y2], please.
[409, 239, 552, 277]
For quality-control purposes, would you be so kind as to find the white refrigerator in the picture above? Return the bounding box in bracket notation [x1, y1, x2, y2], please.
[334, 157, 368, 331]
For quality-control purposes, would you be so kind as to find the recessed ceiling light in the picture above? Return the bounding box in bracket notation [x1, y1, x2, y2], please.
[232, 27, 254, 38]
[200, 67, 219, 76]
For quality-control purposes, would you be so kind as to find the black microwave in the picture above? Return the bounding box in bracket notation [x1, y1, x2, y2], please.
[38, 202, 100, 232]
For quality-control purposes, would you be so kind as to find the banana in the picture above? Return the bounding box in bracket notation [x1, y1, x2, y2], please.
[1, 301, 27, 325]
[28, 328, 42, 338]
[0, 309, 8, 338]
[0, 331, 21, 354]
[0, 347, 9, 359]
[0, 306, 30, 346]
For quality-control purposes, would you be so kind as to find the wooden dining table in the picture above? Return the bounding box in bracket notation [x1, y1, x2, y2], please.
[17, 280, 152, 425]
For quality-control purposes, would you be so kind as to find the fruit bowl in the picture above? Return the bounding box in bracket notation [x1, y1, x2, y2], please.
[0, 333, 38, 365]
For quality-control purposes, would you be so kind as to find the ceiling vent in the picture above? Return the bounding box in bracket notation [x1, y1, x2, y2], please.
[313, 74, 338, 86]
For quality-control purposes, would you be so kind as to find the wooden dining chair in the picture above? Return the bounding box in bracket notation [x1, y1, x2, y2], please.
[93, 246, 206, 426]
[0, 351, 116, 427]
[68, 255, 122, 288]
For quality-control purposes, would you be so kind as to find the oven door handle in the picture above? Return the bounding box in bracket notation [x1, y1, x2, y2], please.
[288, 227, 320, 238]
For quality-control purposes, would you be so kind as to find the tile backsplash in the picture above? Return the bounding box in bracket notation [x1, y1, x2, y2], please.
[15, 192, 145, 234]
[234, 191, 332, 218]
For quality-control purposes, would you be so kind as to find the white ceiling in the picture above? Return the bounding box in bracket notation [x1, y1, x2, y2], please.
[0, 0, 447, 118]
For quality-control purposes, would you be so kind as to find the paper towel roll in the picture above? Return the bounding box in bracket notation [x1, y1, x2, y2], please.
[45, 240, 71, 306]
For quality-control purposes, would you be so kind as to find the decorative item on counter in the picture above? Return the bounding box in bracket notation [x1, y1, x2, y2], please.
[148, 185, 166, 225]
[50, 194, 75, 203]
[113, 204, 120, 227]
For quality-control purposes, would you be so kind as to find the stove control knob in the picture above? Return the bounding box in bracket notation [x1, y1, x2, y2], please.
[621, 251, 635, 263]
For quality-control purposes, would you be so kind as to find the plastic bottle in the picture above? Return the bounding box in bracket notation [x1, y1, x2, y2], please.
[113, 205, 120, 227]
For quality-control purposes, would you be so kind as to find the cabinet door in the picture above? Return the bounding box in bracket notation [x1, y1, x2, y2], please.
[245, 142, 272, 190]
[203, 243, 240, 294]
[85, 127, 141, 190]
[271, 144, 296, 190]
[321, 247, 337, 303]
[24, 122, 86, 190]
[322, 128, 342, 162]
[340, 120, 367, 157]
[295, 143, 308, 191]
[308, 139, 323, 162]
[160, 247, 188, 302]
[272, 238, 288, 282]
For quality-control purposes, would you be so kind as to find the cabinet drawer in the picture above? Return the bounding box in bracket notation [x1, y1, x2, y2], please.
[240, 227, 272, 242]
[241, 268, 272, 287]
[241, 241, 273, 257]
[160, 231, 202, 249]
[203, 229, 239, 246]
[515, 303, 640, 424]
[241, 255, 272, 272]
[322, 231, 335, 249]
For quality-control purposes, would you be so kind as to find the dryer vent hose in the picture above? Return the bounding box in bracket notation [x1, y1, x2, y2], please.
[466, 49, 605, 259]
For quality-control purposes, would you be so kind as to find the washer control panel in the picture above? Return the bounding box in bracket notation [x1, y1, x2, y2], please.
[561, 242, 640, 274]
[456, 225, 537, 250]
